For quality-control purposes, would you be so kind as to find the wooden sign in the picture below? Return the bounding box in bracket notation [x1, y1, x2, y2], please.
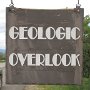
[6, 7, 84, 84]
